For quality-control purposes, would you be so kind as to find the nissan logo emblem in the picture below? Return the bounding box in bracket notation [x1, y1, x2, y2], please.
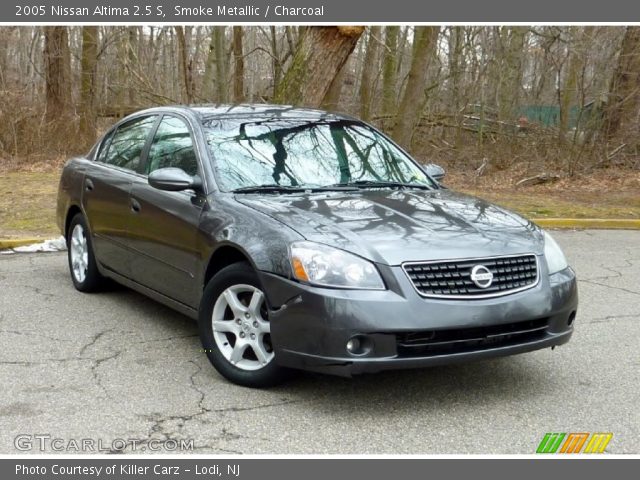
[470, 265, 493, 288]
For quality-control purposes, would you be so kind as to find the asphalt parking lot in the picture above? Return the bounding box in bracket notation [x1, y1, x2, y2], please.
[0, 230, 638, 454]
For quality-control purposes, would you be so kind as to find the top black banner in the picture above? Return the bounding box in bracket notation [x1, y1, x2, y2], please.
[4, 0, 640, 22]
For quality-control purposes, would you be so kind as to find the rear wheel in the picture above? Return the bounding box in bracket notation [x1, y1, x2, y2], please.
[199, 262, 288, 388]
[67, 213, 103, 292]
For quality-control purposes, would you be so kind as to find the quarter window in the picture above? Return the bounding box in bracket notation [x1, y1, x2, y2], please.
[95, 129, 115, 163]
[100, 116, 157, 171]
[145, 116, 199, 176]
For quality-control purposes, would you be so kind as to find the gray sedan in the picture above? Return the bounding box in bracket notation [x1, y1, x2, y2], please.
[56, 104, 577, 387]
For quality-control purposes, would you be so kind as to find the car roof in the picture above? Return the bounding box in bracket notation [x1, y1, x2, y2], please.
[134, 103, 357, 124]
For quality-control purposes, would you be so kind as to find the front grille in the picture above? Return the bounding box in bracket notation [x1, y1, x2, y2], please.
[396, 318, 549, 358]
[403, 254, 538, 298]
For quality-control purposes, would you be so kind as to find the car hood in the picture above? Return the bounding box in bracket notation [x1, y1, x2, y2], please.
[236, 189, 543, 265]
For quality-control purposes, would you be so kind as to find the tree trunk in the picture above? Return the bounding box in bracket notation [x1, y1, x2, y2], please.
[358, 26, 381, 121]
[382, 26, 399, 116]
[214, 26, 227, 103]
[127, 27, 138, 105]
[270, 26, 282, 97]
[79, 26, 98, 143]
[273, 26, 364, 107]
[201, 29, 216, 101]
[558, 30, 582, 144]
[495, 27, 526, 124]
[391, 27, 440, 148]
[175, 26, 194, 103]
[233, 26, 245, 103]
[602, 26, 640, 140]
[0, 28, 14, 88]
[321, 62, 346, 110]
[448, 26, 465, 146]
[43, 26, 72, 122]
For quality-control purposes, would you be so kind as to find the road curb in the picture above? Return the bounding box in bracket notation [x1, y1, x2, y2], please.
[0, 238, 43, 249]
[532, 218, 640, 229]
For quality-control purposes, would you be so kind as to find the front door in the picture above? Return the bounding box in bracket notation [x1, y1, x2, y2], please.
[127, 115, 205, 307]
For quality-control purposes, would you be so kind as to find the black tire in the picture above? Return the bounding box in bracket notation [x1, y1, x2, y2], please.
[198, 262, 289, 388]
[67, 213, 104, 292]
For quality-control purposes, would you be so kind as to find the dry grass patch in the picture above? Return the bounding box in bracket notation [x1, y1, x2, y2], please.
[0, 171, 61, 239]
[0, 165, 638, 239]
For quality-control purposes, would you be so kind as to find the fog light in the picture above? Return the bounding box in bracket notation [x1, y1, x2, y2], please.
[346, 335, 372, 356]
[346, 338, 361, 353]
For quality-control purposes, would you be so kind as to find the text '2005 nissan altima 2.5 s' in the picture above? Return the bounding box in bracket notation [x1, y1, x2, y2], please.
[56, 105, 578, 387]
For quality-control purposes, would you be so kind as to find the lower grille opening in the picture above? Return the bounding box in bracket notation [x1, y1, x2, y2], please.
[395, 318, 549, 358]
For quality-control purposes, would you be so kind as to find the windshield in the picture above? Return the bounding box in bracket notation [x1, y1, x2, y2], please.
[204, 119, 437, 192]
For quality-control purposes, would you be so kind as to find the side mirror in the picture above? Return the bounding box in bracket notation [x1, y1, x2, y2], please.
[424, 163, 445, 182]
[148, 167, 202, 192]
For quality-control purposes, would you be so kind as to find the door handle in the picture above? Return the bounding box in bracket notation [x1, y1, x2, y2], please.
[130, 198, 141, 213]
[84, 178, 94, 192]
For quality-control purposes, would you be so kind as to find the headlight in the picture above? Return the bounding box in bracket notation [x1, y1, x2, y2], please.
[289, 241, 385, 290]
[543, 231, 568, 274]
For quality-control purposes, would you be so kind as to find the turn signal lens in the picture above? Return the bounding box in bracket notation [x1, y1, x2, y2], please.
[292, 257, 309, 282]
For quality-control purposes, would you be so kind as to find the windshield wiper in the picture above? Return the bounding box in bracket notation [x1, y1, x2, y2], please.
[232, 184, 307, 193]
[232, 184, 360, 193]
[325, 180, 433, 190]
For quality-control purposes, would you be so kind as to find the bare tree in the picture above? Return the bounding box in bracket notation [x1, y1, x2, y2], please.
[274, 26, 365, 106]
[175, 26, 194, 103]
[602, 26, 640, 141]
[233, 27, 245, 103]
[358, 26, 381, 121]
[43, 26, 72, 121]
[382, 26, 399, 115]
[79, 26, 98, 142]
[214, 26, 227, 103]
[391, 27, 440, 148]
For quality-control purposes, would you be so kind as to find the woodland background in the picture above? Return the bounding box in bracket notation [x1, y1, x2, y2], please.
[1, 26, 639, 238]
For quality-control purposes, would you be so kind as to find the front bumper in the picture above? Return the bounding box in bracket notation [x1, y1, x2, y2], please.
[259, 262, 578, 377]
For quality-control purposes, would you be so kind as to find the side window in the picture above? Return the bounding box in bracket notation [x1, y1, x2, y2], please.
[95, 129, 115, 162]
[145, 116, 199, 176]
[101, 116, 157, 171]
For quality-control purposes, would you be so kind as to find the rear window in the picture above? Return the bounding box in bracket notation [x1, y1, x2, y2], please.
[99, 116, 157, 171]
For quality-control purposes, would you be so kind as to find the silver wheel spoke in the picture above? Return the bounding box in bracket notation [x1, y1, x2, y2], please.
[212, 320, 239, 334]
[248, 290, 264, 316]
[224, 289, 247, 317]
[255, 319, 270, 333]
[252, 340, 270, 365]
[230, 341, 248, 363]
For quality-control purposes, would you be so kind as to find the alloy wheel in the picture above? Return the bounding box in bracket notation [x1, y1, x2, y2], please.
[211, 284, 274, 371]
[69, 223, 89, 284]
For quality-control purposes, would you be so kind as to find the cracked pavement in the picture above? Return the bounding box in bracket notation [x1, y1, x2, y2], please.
[0, 230, 638, 454]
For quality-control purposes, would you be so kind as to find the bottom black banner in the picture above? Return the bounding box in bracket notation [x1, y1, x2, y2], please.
[4, 458, 637, 480]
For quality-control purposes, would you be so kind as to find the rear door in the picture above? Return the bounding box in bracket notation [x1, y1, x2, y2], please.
[82, 115, 158, 276]
[127, 114, 206, 307]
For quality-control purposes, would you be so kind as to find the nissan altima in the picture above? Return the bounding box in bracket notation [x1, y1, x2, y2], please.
[56, 105, 578, 387]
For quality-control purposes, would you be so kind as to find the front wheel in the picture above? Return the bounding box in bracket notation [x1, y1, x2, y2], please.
[199, 262, 288, 388]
